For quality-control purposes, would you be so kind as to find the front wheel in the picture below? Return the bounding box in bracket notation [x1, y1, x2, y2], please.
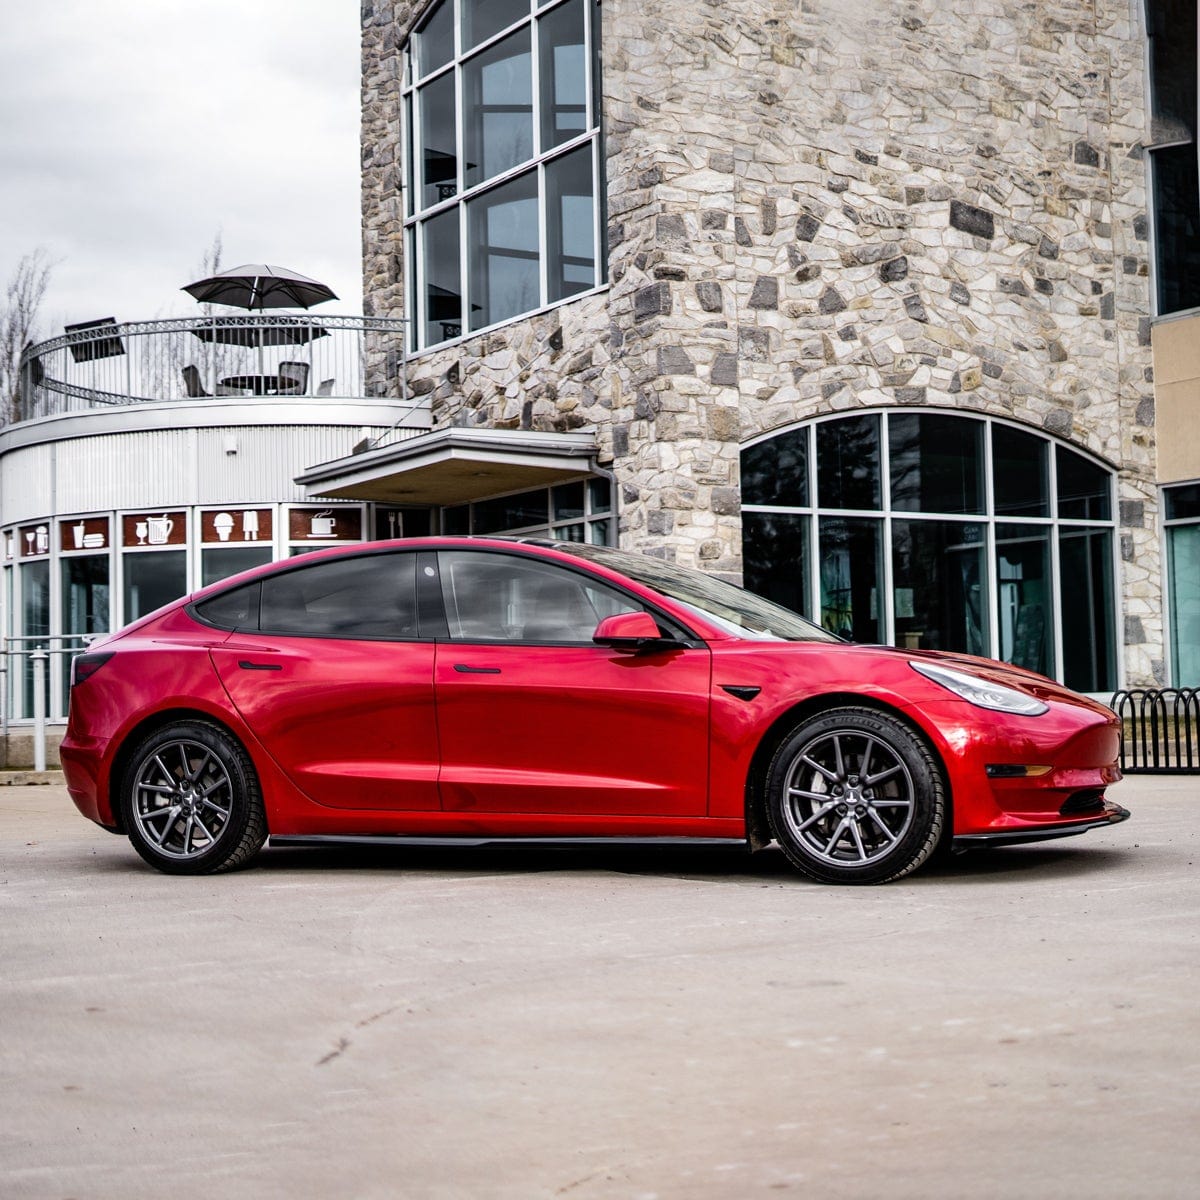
[765, 706, 945, 885]
[119, 721, 267, 875]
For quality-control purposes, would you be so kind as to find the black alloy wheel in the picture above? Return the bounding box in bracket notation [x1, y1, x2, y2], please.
[765, 706, 945, 884]
[119, 721, 267, 875]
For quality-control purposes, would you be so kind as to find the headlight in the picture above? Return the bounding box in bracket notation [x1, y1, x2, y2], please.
[909, 661, 1049, 716]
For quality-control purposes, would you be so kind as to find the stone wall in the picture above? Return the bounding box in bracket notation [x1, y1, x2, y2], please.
[361, 0, 1161, 683]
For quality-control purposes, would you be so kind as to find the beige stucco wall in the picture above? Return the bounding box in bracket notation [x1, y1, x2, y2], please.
[1151, 311, 1200, 485]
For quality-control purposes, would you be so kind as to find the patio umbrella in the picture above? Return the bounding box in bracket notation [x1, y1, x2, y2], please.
[191, 316, 329, 348]
[182, 264, 337, 310]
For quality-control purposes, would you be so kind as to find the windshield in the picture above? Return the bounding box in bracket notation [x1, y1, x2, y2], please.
[544, 542, 840, 643]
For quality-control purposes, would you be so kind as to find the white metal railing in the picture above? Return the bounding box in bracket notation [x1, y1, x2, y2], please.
[1, 635, 94, 771]
[17, 313, 409, 420]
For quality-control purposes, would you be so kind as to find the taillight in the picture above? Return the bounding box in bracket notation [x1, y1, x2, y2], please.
[71, 651, 114, 687]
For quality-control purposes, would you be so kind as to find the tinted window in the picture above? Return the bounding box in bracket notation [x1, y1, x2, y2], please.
[817, 414, 881, 510]
[742, 427, 808, 506]
[888, 413, 983, 514]
[992, 424, 1049, 517]
[1056, 447, 1111, 520]
[194, 581, 260, 630]
[438, 551, 637, 642]
[259, 554, 419, 639]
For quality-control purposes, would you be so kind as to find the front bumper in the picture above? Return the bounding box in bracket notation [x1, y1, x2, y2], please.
[951, 799, 1130, 851]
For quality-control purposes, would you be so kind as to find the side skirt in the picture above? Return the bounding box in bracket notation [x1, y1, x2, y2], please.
[270, 834, 750, 850]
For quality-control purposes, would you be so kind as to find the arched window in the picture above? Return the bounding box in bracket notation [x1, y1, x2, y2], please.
[741, 411, 1119, 693]
[402, 0, 604, 351]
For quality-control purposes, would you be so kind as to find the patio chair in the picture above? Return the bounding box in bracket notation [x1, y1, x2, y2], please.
[181, 365, 210, 398]
[277, 361, 309, 395]
[317, 378, 335, 396]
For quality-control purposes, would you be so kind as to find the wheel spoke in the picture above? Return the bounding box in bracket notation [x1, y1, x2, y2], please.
[865, 763, 903, 787]
[866, 809, 900, 844]
[799, 753, 838, 784]
[793, 798, 840, 832]
[185, 749, 213, 784]
[821, 815, 851, 856]
[858, 736, 876, 779]
[849, 820, 869, 862]
[831, 735, 846, 780]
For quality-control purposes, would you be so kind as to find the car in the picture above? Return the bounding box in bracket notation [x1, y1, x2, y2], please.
[60, 536, 1129, 884]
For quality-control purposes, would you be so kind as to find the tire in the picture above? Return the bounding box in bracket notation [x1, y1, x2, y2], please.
[119, 721, 267, 875]
[764, 706, 945, 885]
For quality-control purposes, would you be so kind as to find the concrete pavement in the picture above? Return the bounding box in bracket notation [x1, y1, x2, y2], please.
[1, 776, 1197, 1199]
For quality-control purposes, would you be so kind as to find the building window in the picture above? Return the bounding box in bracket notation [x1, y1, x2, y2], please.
[403, 0, 604, 351]
[1165, 482, 1200, 684]
[1146, 0, 1200, 314]
[742, 412, 1119, 693]
[441, 477, 612, 543]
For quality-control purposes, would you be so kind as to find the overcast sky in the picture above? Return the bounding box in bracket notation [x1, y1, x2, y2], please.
[0, 1, 364, 334]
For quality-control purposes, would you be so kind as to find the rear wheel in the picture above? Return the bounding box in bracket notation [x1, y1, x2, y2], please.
[765, 706, 945, 885]
[119, 721, 266, 875]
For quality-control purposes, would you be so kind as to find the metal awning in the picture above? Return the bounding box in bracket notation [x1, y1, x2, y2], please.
[296, 426, 601, 506]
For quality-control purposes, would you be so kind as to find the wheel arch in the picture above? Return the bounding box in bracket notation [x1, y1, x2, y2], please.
[106, 708, 259, 835]
[743, 692, 953, 853]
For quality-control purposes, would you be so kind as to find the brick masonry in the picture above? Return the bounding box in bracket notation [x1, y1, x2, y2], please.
[361, 0, 1162, 686]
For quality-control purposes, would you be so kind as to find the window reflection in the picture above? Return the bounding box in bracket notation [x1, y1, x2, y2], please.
[414, 0, 455, 76]
[817, 414, 880, 510]
[468, 174, 539, 330]
[892, 520, 987, 655]
[546, 145, 595, 301]
[993, 424, 1048, 517]
[423, 209, 462, 344]
[462, 0, 530, 52]
[122, 551, 187, 624]
[744, 512, 811, 619]
[742, 427, 808, 507]
[1056, 446, 1111, 520]
[1059, 527, 1116, 692]
[996, 524, 1053, 676]
[819, 517, 881, 643]
[889, 413, 983, 514]
[539, 0, 588, 149]
[463, 29, 533, 190]
[420, 72, 457, 207]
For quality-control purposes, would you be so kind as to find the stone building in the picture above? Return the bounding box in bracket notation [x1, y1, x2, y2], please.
[318, 0, 1200, 695]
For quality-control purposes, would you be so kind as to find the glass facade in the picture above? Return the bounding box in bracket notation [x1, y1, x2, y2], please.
[1146, 0, 1200, 314]
[403, 0, 604, 350]
[742, 411, 1119, 692]
[1165, 482, 1200, 684]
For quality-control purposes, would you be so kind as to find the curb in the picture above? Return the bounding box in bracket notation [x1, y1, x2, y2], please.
[0, 770, 65, 786]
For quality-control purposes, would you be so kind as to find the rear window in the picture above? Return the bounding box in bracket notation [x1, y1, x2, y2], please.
[192, 553, 421, 640]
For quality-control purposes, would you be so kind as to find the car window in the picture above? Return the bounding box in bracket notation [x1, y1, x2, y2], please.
[438, 551, 640, 643]
[259, 553, 420, 639]
[193, 581, 260, 630]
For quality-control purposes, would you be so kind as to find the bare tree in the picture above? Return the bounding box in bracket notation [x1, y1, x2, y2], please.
[0, 248, 54, 425]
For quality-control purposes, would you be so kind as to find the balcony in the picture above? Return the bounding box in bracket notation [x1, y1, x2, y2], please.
[16, 313, 411, 422]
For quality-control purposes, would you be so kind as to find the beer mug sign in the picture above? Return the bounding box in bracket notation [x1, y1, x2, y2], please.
[147, 515, 174, 545]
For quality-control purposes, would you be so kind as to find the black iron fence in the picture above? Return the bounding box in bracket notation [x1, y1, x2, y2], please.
[1109, 688, 1200, 774]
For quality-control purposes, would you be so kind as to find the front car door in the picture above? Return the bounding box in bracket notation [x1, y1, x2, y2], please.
[431, 549, 712, 817]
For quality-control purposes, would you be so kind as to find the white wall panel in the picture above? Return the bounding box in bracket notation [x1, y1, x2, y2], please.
[1, 424, 416, 522]
[0, 443, 55, 525]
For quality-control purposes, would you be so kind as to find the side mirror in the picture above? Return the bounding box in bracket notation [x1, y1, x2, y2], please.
[593, 610, 665, 651]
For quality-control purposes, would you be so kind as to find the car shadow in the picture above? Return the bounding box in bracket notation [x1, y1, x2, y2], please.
[247, 837, 1135, 887]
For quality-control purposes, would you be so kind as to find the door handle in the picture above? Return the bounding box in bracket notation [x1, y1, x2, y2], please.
[238, 660, 282, 671]
[453, 664, 501, 674]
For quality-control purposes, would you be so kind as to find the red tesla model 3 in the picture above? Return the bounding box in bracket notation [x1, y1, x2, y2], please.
[60, 537, 1128, 883]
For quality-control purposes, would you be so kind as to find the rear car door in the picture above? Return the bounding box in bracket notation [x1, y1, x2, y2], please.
[206, 549, 440, 810]
[431, 549, 712, 817]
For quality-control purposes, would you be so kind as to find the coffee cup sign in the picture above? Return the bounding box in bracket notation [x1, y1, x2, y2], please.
[288, 507, 362, 543]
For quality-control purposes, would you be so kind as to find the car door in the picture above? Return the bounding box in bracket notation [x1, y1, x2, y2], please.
[208, 549, 441, 810]
[432, 549, 712, 817]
